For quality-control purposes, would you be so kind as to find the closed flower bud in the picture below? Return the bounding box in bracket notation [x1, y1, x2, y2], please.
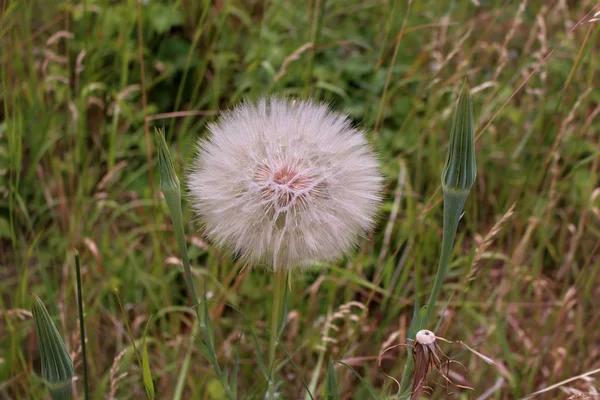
[441, 81, 476, 194]
[188, 97, 383, 271]
[31, 295, 73, 400]
[155, 128, 181, 193]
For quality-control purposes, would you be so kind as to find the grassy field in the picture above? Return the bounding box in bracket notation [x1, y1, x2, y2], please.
[2, 0, 600, 398]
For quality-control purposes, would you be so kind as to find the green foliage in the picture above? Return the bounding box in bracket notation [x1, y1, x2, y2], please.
[141, 318, 155, 399]
[401, 82, 476, 392]
[74, 251, 89, 399]
[325, 360, 340, 400]
[2, 0, 600, 398]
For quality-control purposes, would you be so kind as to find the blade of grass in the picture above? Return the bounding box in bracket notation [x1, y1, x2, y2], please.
[141, 316, 155, 399]
[173, 319, 199, 400]
[231, 333, 242, 397]
[334, 361, 380, 400]
[114, 289, 143, 368]
[74, 251, 89, 400]
[325, 359, 340, 400]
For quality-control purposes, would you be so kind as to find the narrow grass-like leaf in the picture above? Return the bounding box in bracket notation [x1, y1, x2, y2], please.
[334, 361, 380, 400]
[198, 342, 218, 368]
[231, 333, 242, 397]
[412, 305, 428, 337]
[201, 294, 222, 375]
[174, 320, 198, 400]
[306, 307, 332, 399]
[276, 337, 315, 400]
[223, 365, 229, 387]
[246, 320, 269, 379]
[114, 290, 143, 368]
[74, 251, 89, 400]
[141, 317, 155, 399]
[325, 360, 340, 400]
[220, 301, 269, 380]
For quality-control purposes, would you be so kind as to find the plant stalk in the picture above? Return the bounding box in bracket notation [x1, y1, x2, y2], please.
[155, 129, 235, 399]
[424, 192, 466, 323]
[74, 251, 89, 400]
[268, 270, 286, 399]
[163, 191, 205, 327]
[399, 82, 475, 393]
[399, 192, 466, 392]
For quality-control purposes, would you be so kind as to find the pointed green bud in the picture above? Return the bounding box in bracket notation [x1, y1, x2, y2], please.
[441, 81, 476, 194]
[31, 295, 74, 400]
[153, 127, 202, 327]
[155, 128, 180, 193]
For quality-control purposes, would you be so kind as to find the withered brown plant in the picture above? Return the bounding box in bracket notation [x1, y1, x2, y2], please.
[379, 330, 473, 400]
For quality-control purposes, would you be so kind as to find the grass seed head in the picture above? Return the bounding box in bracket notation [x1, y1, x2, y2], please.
[187, 97, 382, 271]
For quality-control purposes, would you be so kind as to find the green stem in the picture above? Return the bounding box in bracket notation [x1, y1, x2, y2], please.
[166, 193, 234, 400]
[268, 270, 286, 399]
[74, 251, 89, 400]
[166, 195, 235, 399]
[424, 191, 466, 323]
[399, 191, 467, 393]
[163, 191, 204, 327]
[155, 129, 235, 399]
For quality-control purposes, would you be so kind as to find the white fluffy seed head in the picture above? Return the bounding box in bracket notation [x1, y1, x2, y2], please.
[187, 97, 383, 271]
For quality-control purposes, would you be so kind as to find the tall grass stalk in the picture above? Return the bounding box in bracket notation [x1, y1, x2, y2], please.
[74, 251, 89, 400]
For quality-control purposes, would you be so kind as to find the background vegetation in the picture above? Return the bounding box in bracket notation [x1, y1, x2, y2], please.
[1, 0, 599, 398]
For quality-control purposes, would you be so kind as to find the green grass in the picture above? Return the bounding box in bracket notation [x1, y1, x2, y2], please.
[2, 0, 600, 398]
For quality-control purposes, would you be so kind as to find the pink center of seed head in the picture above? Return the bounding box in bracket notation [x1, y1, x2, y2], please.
[255, 164, 317, 210]
[273, 166, 311, 190]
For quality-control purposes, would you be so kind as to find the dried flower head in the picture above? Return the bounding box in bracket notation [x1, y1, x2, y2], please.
[378, 330, 474, 400]
[411, 330, 472, 400]
[187, 97, 382, 271]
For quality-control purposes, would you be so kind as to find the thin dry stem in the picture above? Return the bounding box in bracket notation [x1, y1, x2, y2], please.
[145, 110, 219, 122]
[378, 342, 410, 392]
[522, 367, 600, 399]
[272, 42, 314, 83]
